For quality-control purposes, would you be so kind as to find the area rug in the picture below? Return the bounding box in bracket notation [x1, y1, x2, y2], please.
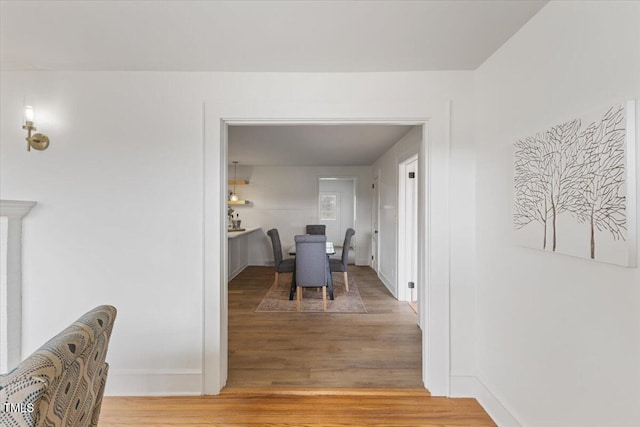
[255, 274, 367, 313]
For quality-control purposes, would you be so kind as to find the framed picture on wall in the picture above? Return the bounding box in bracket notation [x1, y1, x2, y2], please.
[513, 100, 637, 267]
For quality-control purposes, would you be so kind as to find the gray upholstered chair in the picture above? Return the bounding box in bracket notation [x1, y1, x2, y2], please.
[330, 228, 355, 292]
[305, 224, 326, 235]
[294, 234, 329, 311]
[0, 305, 116, 427]
[267, 228, 295, 288]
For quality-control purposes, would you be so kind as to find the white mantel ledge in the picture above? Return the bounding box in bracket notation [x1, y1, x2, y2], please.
[0, 200, 37, 218]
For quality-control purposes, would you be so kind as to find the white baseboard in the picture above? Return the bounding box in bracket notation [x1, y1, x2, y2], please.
[450, 375, 521, 427]
[105, 369, 203, 396]
[377, 271, 396, 297]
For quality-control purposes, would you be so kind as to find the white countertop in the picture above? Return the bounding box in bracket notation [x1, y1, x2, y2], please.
[227, 226, 261, 239]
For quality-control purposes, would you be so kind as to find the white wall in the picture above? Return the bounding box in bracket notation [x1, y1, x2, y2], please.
[0, 72, 208, 394]
[371, 127, 420, 295]
[227, 165, 370, 266]
[0, 70, 476, 396]
[475, 2, 640, 426]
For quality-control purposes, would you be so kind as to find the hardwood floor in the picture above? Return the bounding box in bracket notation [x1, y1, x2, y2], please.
[228, 265, 423, 388]
[99, 266, 496, 426]
[100, 390, 496, 426]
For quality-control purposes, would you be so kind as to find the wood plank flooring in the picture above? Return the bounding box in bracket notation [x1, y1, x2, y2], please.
[100, 391, 496, 426]
[99, 266, 496, 426]
[227, 265, 423, 388]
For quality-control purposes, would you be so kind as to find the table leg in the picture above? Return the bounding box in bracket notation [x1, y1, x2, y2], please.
[326, 255, 334, 300]
[289, 261, 297, 300]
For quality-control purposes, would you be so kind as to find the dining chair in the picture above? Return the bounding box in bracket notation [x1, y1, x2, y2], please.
[267, 228, 295, 288]
[330, 228, 355, 292]
[294, 234, 328, 311]
[305, 224, 326, 235]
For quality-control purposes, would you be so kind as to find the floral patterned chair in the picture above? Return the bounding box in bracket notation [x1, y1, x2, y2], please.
[0, 305, 116, 426]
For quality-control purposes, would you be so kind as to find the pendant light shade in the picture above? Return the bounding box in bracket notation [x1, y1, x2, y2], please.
[229, 161, 239, 201]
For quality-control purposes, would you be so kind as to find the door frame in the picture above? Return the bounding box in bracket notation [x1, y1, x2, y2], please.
[371, 173, 380, 273]
[397, 154, 419, 305]
[205, 117, 450, 397]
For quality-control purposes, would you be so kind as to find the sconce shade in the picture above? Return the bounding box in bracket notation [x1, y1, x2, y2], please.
[24, 105, 34, 123]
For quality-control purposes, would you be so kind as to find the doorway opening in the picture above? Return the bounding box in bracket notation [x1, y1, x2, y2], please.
[206, 117, 450, 396]
[318, 177, 357, 263]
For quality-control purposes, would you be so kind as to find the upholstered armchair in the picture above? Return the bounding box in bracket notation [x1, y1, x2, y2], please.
[0, 305, 117, 427]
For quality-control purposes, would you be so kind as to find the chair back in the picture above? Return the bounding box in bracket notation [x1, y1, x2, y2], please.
[0, 305, 116, 427]
[294, 234, 327, 288]
[267, 228, 283, 266]
[340, 228, 356, 266]
[305, 224, 326, 235]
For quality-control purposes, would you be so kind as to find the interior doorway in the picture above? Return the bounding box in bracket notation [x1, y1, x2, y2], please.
[207, 118, 449, 396]
[318, 177, 356, 262]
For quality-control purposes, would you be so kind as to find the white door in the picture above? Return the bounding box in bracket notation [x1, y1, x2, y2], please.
[319, 178, 356, 252]
[371, 176, 379, 272]
[407, 159, 418, 306]
[319, 191, 341, 243]
[398, 156, 418, 307]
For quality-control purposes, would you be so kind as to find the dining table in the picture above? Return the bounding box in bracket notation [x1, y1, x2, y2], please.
[287, 241, 335, 301]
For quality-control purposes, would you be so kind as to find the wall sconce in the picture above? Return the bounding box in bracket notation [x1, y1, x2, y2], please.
[22, 105, 50, 151]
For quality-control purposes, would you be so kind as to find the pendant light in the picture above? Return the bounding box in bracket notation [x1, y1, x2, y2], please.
[229, 161, 239, 202]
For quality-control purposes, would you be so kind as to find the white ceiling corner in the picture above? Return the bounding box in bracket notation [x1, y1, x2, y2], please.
[0, 0, 547, 72]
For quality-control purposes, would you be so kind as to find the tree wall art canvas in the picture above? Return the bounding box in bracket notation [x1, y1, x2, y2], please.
[513, 101, 637, 266]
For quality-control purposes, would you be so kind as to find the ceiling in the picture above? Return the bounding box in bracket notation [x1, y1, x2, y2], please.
[0, 1, 547, 72]
[1, 1, 547, 167]
[229, 124, 414, 166]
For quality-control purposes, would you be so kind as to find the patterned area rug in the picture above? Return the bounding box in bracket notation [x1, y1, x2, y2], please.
[255, 274, 367, 313]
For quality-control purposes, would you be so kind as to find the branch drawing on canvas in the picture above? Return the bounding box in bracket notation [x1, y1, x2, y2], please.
[513, 101, 636, 266]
